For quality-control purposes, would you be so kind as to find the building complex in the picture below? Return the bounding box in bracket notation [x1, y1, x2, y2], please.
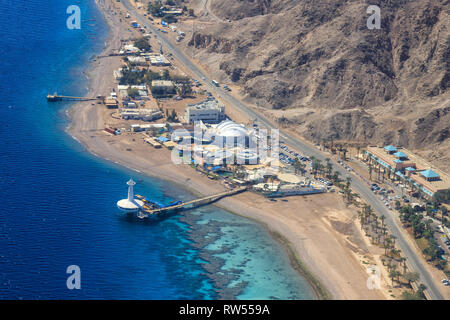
[364, 145, 450, 198]
[184, 99, 226, 124]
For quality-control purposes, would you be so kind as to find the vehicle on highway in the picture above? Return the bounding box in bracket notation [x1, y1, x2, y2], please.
[120, 0, 445, 299]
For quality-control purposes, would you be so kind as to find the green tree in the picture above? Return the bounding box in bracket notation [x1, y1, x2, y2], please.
[332, 171, 341, 183]
[127, 87, 140, 99]
[148, 1, 163, 16]
[179, 83, 193, 97]
[325, 158, 332, 178]
[400, 291, 423, 300]
[162, 69, 170, 80]
[134, 37, 151, 51]
[167, 109, 178, 122]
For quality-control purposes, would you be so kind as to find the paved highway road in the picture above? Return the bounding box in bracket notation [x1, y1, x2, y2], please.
[122, 0, 444, 299]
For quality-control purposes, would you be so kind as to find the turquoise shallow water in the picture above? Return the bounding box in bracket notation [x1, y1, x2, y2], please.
[189, 208, 314, 299]
[0, 0, 315, 299]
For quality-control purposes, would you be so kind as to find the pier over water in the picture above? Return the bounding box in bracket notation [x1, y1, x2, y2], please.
[136, 187, 248, 218]
[46, 93, 99, 102]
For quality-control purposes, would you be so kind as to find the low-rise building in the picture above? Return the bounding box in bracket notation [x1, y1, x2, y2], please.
[161, 9, 183, 16]
[104, 98, 118, 109]
[151, 80, 176, 96]
[127, 56, 147, 64]
[149, 54, 170, 66]
[151, 80, 174, 89]
[364, 145, 450, 198]
[118, 85, 147, 99]
[144, 137, 162, 148]
[184, 100, 225, 124]
[122, 44, 140, 54]
[120, 109, 163, 121]
[123, 101, 137, 108]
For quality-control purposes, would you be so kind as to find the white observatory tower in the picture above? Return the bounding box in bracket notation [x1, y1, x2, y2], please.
[117, 178, 144, 212]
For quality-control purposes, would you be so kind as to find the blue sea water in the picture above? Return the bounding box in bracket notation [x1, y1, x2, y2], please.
[0, 0, 315, 299]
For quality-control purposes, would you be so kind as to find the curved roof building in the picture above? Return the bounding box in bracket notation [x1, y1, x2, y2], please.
[211, 120, 252, 147]
[215, 120, 248, 137]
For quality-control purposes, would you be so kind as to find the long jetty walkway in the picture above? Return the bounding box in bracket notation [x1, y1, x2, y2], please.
[138, 186, 247, 217]
[46, 94, 98, 102]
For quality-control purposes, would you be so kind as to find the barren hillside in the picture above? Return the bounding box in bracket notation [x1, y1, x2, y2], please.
[180, 0, 449, 169]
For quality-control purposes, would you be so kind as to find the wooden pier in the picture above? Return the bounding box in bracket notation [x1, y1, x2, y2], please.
[136, 187, 247, 218]
[46, 94, 98, 102]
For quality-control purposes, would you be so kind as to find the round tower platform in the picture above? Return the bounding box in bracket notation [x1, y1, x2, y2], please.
[117, 178, 143, 212]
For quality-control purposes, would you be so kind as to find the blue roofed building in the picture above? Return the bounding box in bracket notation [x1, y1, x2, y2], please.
[419, 169, 440, 181]
[393, 151, 408, 159]
[384, 145, 397, 153]
[364, 146, 450, 198]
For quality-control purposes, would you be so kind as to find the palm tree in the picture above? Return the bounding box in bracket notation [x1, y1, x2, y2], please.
[293, 158, 301, 175]
[345, 177, 352, 202]
[404, 272, 419, 287]
[400, 257, 407, 274]
[312, 159, 322, 178]
[391, 235, 396, 248]
[389, 269, 397, 286]
[332, 170, 341, 183]
[342, 148, 348, 161]
[377, 163, 381, 181]
[384, 242, 390, 256]
[325, 158, 332, 178]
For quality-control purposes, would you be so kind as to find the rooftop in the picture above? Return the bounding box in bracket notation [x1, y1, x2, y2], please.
[151, 80, 174, 87]
[420, 169, 440, 179]
[366, 146, 450, 194]
[186, 99, 224, 111]
[393, 151, 408, 158]
[384, 145, 398, 152]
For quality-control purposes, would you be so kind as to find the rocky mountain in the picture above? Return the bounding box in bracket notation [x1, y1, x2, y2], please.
[182, 0, 449, 169]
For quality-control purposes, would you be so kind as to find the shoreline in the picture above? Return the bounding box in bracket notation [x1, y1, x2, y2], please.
[68, 0, 328, 299]
[220, 205, 331, 300]
[66, 0, 386, 300]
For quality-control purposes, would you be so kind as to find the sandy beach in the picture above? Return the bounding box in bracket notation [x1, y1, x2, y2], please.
[66, 0, 391, 299]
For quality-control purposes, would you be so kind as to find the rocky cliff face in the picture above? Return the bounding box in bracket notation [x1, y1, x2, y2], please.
[185, 0, 449, 168]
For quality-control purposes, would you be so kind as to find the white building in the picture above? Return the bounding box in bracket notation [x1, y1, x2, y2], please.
[122, 44, 140, 54]
[120, 109, 163, 121]
[184, 100, 225, 124]
[151, 80, 174, 89]
[150, 54, 170, 66]
[118, 85, 147, 91]
[127, 56, 147, 64]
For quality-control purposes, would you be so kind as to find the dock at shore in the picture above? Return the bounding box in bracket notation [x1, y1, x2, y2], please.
[46, 94, 99, 102]
[136, 186, 247, 218]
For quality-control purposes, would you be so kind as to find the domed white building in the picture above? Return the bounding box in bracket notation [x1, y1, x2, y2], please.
[117, 179, 144, 212]
[211, 120, 251, 147]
